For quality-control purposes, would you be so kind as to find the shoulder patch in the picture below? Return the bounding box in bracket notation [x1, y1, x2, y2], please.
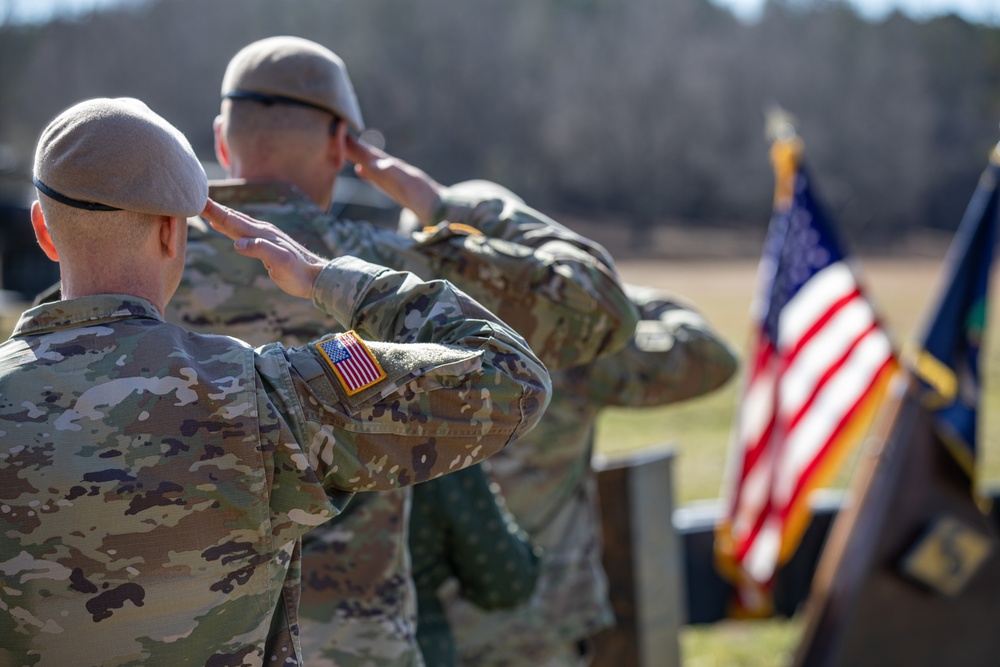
[368, 341, 484, 391]
[315, 330, 387, 396]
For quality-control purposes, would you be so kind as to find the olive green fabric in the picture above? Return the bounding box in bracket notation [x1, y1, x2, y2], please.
[410, 464, 540, 667]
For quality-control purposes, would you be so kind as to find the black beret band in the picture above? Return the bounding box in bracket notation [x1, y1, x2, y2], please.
[32, 177, 123, 212]
[224, 90, 335, 116]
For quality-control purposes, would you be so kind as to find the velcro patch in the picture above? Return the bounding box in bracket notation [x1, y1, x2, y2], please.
[315, 330, 387, 396]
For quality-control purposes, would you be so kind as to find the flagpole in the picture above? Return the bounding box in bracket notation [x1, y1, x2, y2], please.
[792, 370, 913, 667]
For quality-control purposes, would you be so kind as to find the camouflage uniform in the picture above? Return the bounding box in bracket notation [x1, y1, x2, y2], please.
[166, 181, 637, 667]
[0, 255, 550, 667]
[442, 284, 739, 667]
[294, 491, 413, 667]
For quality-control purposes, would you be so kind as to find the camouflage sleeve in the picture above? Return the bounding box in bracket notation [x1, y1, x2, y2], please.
[255, 255, 552, 492]
[252, 373, 354, 547]
[406, 191, 640, 370]
[559, 284, 739, 407]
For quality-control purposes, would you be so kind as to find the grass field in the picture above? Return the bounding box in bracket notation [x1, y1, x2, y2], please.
[599, 256, 1000, 500]
[600, 255, 1000, 665]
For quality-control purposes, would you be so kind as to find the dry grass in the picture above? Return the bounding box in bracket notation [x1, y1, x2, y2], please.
[681, 618, 804, 667]
[597, 256, 1000, 501]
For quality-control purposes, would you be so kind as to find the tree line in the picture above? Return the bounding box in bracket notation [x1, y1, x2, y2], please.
[1, 0, 999, 251]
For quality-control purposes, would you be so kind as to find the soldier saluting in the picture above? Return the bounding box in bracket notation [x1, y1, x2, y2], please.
[167, 36, 639, 666]
[0, 97, 549, 666]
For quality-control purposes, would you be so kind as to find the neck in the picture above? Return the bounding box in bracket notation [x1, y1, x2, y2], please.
[60, 267, 168, 316]
[229, 159, 335, 211]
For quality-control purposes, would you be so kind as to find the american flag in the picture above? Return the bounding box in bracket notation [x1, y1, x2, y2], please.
[715, 137, 898, 615]
[317, 331, 386, 395]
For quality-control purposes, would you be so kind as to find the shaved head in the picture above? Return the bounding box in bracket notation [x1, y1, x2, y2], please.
[221, 98, 331, 170]
[37, 196, 161, 291]
[216, 98, 346, 209]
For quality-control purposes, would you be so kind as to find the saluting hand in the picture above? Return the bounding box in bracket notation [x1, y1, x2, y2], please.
[346, 135, 444, 226]
[201, 198, 328, 299]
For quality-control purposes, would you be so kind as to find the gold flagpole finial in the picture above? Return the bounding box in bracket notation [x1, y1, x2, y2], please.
[765, 105, 804, 210]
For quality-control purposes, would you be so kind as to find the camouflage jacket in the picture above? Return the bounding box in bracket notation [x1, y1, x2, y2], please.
[0, 256, 549, 667]
[445, 284, 739, 667]
[409, 464, 541, 667]
[171, 180, 637, 369]
[166, 180, 633, 667]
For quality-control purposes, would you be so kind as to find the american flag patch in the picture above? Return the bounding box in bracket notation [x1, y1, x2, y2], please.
[315, 330, 387, 396]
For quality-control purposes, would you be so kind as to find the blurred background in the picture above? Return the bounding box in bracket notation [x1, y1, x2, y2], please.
[1, 0, 1000, 248]
[2, 0, 1000, 664]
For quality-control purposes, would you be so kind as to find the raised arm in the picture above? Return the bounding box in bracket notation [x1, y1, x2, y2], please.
[559, 284, 739, 408]
[345, 142, 640, 369]
[204, 200, 551, 491]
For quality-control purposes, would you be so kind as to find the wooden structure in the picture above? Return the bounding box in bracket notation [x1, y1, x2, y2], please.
[591, 443, 683, 667]
[794, 375, 1000, 667]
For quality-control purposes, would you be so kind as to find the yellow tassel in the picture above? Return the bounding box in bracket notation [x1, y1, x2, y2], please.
[770, 137, 804, 211]
[902, 342, 958, 407]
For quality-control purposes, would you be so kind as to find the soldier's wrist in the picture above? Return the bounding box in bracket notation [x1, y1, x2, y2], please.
[310, 256, 384, 324]
[427, 195, 449, 226]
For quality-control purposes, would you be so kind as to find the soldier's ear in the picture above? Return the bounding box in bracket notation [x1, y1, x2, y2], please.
[30, 201, 59, 262]
[158, 215, 182, 260]
[214, 115, 231, 171]
[326, 118, 348, 172]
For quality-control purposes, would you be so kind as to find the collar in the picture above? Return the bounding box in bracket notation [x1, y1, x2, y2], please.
[13, 294, 164, 337]
[208, 179, 321, 212]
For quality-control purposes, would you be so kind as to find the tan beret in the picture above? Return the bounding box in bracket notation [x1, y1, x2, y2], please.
[33, 97, 208, 217]
[222, 36, 365, 133]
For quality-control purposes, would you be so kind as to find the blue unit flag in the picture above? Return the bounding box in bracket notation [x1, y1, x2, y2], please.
[909, 148, 1000, 477]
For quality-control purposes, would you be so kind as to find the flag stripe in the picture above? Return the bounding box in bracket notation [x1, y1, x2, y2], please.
[778, 263, 858, 347]
[784, 320, 881, 434]
[745, 516, 782, 582]
[738, 411, 776, 493]
[783, 288, 863, 369]
[778, 331, 894, 498]
[735, 344, 778, 465]
[340, 335, 380, 385]
[773, 364, 897, 567]
[778, 356, 897, 524]
[735, 495, 774, 563]
[732, 339, 893, 579]
[780, 297, 876, 419]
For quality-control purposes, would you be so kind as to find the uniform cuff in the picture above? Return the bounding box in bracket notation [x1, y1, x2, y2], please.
[310, 255, 387, 327]
[430, 194, 476, 227]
